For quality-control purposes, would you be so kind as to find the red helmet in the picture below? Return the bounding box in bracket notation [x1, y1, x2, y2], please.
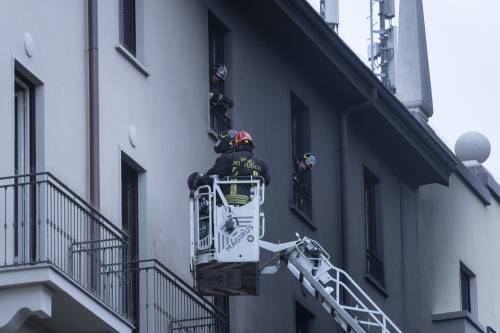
[234, 131, 253, 147]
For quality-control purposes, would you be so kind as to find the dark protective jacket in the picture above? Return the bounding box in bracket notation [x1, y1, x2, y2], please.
[209, 85, 234, 114]
[204, 149, 270, 205]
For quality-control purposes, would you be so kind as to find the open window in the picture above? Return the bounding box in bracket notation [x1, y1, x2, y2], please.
[290, 93, 312, 222]
[208, 12, 232, 136]
[364, 167, 385, 289]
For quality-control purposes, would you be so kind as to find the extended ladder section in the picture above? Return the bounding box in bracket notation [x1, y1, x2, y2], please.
[260, 237, 402, 333]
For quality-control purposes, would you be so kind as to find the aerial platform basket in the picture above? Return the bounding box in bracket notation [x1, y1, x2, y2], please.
[190, 176, 265, 296]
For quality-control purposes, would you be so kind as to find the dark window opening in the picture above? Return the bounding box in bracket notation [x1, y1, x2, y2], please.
[14, 72, 37, 262]
[120, 0, 137, 56]
[208, 12, 231, 135]
[295, 302, 313, 333]
[364, 168, 384, 287]
[214, 296, 229, 320]
[122, 159, 139, 326]
[460, 266, 472, 312]
[291, 93, 312, 220]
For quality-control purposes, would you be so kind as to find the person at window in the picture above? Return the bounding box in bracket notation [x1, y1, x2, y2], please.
[293, 153, 317, 184]
[209, 64, 234, 114]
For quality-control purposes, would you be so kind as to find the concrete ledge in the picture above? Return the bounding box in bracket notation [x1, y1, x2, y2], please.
[115, 44, 151, 77]
[455, 163, 491, 205]
[433, 311, 485, 333]
[0, 285, 53, 333]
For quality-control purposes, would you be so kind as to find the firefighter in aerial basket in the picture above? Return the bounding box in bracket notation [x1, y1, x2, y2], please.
[213, 129, 238, 155]
[188, 130, 270, 205]
[187, 129, 238, 232]
[187, 129, 238, 193]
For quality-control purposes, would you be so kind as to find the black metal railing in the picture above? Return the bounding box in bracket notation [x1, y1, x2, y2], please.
[0, 172, 132, 319]
[0, 172, 229, 332]
[366, 249, 385, 287]
[132, 260, 228, 333]
[291, 178, 312, 219]
[210, 109, 231, 136]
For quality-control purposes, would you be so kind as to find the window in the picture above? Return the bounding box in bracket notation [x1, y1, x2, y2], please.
[208, 12, 231, 135]
[121, 153, 145, 324]
[460, 263, 476, 313]
[290, 93, 312, 221]
[460, 269, 471, 312]
[214, 296, 229, 318]
[119, 0, 137, 56]
[295, 302, 313, 333]
[14, 70, 38, 263]
[364, 168, 385, 287]
[117, 0, 147, 74]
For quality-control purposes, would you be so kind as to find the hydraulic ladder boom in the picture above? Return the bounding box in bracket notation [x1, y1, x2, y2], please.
[190, 178, 401, 332]
[260, 236, 402, 333]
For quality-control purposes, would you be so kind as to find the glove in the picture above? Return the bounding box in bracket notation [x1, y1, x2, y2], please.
[209, 92, 224, 105]
[187, 172, 202, 191]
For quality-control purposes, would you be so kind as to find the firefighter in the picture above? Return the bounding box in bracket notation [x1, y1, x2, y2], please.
[187, 129, 238, 191]
[293, 153, 317, 184]
[213, 129, 238, 154]
[201, 130, 270, 206]
[209, 64, 234, 114]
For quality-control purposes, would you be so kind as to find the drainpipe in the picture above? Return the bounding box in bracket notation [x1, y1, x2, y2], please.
[338, 88, 378, 272]
[88, 0, 100, 209]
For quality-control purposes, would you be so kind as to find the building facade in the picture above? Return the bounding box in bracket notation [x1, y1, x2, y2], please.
[0, 1, 498, 333]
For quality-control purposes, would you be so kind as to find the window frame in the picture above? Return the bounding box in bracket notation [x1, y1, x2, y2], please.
[208, 12, 231, 137]
[13, 70, 38, 263]
[290, 92, 313, 224]
[116, 0, 149, 76]
[119, 0, 137, 57]
[363, 167, 386, 290]
[460, 262, 476, 314]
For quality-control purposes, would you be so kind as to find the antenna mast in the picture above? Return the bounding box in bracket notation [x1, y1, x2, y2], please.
[368, 0, 396, 93]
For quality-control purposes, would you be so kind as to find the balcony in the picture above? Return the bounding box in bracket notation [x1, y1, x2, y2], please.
[0, 173, 228, 332]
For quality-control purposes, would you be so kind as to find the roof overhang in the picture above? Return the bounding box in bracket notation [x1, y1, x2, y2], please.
[227, 0, 457, 186]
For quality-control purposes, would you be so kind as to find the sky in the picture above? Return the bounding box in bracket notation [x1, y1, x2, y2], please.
[307, 0, 500, 178]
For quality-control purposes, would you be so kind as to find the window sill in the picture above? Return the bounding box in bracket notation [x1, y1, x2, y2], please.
[364, 274, 388, 298]
[289, 205, 316, 230]
[115, 45, 150, 77]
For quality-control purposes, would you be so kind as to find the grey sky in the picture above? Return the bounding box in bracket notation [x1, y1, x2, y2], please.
[308, 0, 500, 178]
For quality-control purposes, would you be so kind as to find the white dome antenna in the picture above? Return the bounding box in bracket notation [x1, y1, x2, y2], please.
[455, 132, 491, 164]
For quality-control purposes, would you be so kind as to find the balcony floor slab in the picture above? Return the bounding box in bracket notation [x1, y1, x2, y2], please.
[0, 264, 134, 333]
